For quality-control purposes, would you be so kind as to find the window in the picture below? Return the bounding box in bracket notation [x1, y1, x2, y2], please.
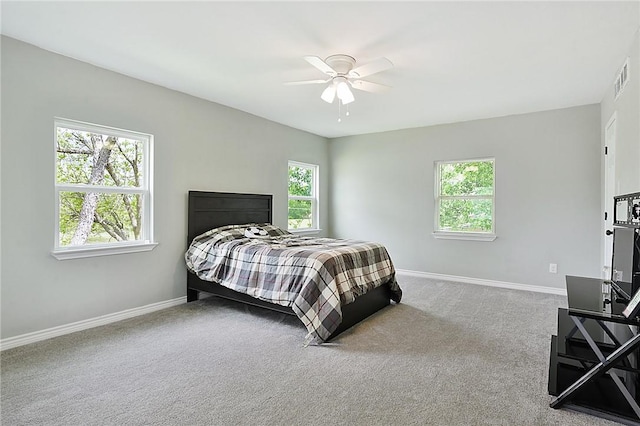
[288, 161, 319, 231]
[52, 118, 156, 259]
[434, 158, 496, 241]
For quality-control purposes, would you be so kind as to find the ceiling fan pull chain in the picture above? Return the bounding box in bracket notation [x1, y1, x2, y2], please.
[338, 100, 342, 123]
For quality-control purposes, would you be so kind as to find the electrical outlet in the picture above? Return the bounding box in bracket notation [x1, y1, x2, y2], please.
[549, 263, 558, 274]
[613, 270, 623, 281]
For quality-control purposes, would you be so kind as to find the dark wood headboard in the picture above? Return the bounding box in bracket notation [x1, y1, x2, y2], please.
[187, 191, 273, 243]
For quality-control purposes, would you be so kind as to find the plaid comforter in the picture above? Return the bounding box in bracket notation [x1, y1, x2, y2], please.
[185, 224, 402, 342]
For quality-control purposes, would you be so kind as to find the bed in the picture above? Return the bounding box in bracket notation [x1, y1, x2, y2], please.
[185, 191, 402, 343]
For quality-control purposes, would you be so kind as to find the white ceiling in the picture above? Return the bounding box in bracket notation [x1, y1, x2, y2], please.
[1, 1, 639, 138]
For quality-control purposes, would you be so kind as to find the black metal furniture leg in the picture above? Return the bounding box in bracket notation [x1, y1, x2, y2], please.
[187, 288, 199, 302]
[551, 323, 640, 417]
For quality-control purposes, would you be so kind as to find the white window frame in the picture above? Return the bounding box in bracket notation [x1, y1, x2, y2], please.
[52, 118, 157, 260]
[433, 157, 496, 242]
[287, 160, 319, 234]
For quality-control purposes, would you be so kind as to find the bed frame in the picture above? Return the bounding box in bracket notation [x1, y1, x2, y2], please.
[186, 190, 394, 340]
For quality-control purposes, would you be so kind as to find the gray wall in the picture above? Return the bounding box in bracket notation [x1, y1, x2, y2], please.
[0, 37, 330, 339]
[600, 30, 640, 195]
[599, 30, 640, 275]
[329, 105, 602, 290]
[3, 31, 630, 340]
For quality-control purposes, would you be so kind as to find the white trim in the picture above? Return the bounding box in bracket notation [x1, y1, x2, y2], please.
[287, 160, 319, 232]
[55, 184, 146, 194]
[396, 269, 566, 296]
[603, 112, 617, 279]
[432, 231, 496, 241]
[54, 118, 155, 254]
[434, 157, 496, 235]
[0, 296, 186, 351]
[51, 241, 158, 260]
[288, 195, 315, 201]
[289, 228, 322, 236]
[54, 117, 152, 140]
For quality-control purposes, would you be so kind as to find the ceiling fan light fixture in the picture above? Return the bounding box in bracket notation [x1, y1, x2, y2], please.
[287, 53, 393, 111]
[335, 77, 354, 104]
[320, 85, 336, 103]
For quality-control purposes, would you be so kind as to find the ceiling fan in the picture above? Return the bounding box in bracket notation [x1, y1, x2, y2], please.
[285, 54, 393, 105]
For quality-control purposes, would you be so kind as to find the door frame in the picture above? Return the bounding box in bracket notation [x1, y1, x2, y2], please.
[603, 111, 617, 278]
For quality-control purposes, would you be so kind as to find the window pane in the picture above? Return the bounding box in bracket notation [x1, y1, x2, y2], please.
[288, 165, 313, 196]
[288, 199, 312, 229]
[440, 161, 494, 196]
[59, 191, 142, 246]
[439, 198, 493, 232]
[56, 127, 143, 188]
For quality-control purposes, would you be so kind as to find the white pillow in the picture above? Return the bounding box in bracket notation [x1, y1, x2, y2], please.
[244, 226, 270, 239]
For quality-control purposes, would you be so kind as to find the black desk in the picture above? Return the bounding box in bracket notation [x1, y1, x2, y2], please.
[549, 276, 640, 425]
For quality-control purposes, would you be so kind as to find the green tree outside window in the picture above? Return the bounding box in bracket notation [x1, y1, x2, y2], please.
[55, 121, 150, 248]
[288, 162, 317, 230]
[436, 159, 494, 233]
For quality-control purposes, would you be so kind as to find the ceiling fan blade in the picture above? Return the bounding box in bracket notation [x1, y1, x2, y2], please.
[349, 80, 391, 93]
[283, 79, 330, 86]
[348, 57, 393, 78]
[304, 56, 337, 76]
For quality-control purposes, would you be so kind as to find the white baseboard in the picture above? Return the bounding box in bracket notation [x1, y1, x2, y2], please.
[2, 272, 564, 350]
[396, 269, 567, 297]
[1, 296, 187, 351]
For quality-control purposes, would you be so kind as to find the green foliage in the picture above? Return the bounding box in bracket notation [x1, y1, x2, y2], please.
[439, 161, 494, 196]
[288, 166, 313, 197]
[438, 160, 494, 232]
[288, 165, 314, 229]
[59, 192, 139, 245]
[288, 199, 312, 229]
[56, 128, 143, 245]
[439, 199, 493, 232]
[56, 128, 142, 187]
[58, 192, 83, 245]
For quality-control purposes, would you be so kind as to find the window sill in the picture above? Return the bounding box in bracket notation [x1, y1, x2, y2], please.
[288, 228, 322, 236]
[51, 241, 158, 260]
[432, 232, 496, 242]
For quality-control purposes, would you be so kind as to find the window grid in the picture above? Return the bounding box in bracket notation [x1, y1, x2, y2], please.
[287, 161, 319, 231]
[435, 158, 495, 235]
[53, 118, 154, 254]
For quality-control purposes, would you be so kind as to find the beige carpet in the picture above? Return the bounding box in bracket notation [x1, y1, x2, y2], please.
[1, 276, 619, 425]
